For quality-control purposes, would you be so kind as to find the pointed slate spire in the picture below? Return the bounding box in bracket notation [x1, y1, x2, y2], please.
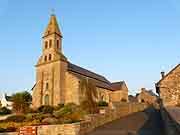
[43, 14, 62, 37]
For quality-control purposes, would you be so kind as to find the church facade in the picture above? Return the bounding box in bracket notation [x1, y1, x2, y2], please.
[32, 15, 128, 108]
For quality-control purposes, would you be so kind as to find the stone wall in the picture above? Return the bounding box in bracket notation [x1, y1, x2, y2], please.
[2, 103, 147, 135]
[80, 102, 147, 135]
[157, 65, 180, 106]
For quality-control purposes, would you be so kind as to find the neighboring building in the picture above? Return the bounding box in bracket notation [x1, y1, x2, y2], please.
[110, 82, 128, 102]
[156, 64, 180, 106]
[128, 95, 138, 103]
[32, 14, 129, 108]
[137, 88, 157, 104]
[0, 94, 13, 110]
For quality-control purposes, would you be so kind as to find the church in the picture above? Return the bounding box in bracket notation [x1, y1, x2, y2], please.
[32, 14, 128, 108]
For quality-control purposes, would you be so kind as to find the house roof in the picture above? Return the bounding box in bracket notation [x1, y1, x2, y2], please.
[156, 64, 180, 85]
[5, 94, 12, 102]
[111, 81, 125, 90]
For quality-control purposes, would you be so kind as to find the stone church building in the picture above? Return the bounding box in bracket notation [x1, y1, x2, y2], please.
[32, 15, 128, 108]
[156, 64, 180, 106]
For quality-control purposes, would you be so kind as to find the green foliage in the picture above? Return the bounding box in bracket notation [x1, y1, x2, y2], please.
[0, 107, 11, 115]
[0, 128, 6, 133]
[79, 78, 98, 114]
[11, 91, 32, 113]
[42, 117, 58, 125]
[6, 114, 26, 123]
[53, 103, 77, 117]
[54, 104, 64, 111]
[98, 101, 108, 107]
[38, 105, 54, 114]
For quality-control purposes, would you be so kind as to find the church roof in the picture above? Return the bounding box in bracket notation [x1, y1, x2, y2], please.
[68, 63, 110, 84]
[43, 14, 62, 38]
[68, 63, 126, 91]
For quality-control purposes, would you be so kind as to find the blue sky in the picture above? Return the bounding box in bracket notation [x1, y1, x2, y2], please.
[0, 0, 180, 95]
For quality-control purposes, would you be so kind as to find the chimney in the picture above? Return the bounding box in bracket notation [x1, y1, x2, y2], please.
[161, 71, 165, 78]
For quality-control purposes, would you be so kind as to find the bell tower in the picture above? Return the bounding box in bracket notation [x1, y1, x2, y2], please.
[32, 14, 68, 108]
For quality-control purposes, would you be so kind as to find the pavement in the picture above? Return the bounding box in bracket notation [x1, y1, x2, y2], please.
[86, 107, 165, 135]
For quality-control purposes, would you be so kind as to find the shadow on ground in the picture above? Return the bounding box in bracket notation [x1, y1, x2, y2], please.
[86, 107, 165, 135]
[137, 107, 165, 135]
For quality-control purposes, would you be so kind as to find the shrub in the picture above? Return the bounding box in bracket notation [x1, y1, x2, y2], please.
[98, 101, 108, 107]
[54, 104, 64, 111]
[6, 115, 26, 123]
[0, 107, 11, 115]
[42, 117, 58, 125]
[38, 105, 54, 114]
[0, 128, 6, 133]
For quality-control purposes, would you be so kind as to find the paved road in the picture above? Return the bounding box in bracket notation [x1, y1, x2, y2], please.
[86, 107, 165, 135]
[138, 107, 165, 135]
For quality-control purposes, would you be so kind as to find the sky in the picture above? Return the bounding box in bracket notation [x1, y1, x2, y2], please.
[0, 0, 180, 96]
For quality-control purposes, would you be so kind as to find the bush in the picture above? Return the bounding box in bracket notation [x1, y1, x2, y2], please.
[0, 107, 11, 115]
[0, 128, 6, 133]
[98, 101, 108, 107]
[53, 103, 81, 118]
[54, 104, 64, 111]
[6, 115, 26, 123]
[42, 117, 58, 125]
[38, 105, 54, 114]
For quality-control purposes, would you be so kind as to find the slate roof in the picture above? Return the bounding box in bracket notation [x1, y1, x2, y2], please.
[68, 63, 110, 84]
[111, 81, 125, 90]
[68, 63, 126, 91]
[5, 94, 12, 102]
[156, 64, 180, 85]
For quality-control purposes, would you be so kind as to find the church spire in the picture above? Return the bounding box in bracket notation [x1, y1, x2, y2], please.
[43, 14, 62, 38]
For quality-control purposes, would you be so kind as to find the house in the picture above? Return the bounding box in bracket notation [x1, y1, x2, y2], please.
[137, 88, 157, 104]
[32, 14, 129, 108]
[156, 64, 180, 106]
[128, 95, 138, 103]
[0, 94, 13, 110]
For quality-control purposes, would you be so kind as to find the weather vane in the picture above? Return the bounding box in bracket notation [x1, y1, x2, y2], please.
[51, 8, 55, 15]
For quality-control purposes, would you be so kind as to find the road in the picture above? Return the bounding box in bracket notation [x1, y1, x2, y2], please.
[86, 107, 165, 135]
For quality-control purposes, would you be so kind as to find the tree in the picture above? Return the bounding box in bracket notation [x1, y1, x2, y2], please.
[79, 78, 98, 113]
[11, 91, 32, 114]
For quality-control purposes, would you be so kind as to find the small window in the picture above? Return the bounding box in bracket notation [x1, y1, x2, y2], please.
[46, 83, 48, 89]
[49, 54, 52, 61]
[44, 56, 47, 62]
[49, 40, 52, 48]
[44, 95, 49, 105]
[57, 40, 59, 48]
[45, 41, 48, 49]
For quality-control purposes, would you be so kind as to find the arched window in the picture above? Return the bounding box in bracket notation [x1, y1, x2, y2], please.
[44, 56, 47, 62]
[45, 41, 48, 49]
[49, 54, 52, 61]
[44, 95, 49, 105]
[57, 40, 59, 49]
[49, 39, 52, 48]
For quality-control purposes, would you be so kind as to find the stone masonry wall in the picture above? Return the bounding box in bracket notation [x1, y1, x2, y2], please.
[158, 66, 180, 106]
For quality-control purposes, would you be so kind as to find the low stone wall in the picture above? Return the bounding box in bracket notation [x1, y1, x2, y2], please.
[80, 102, 148, 135]
[0, 103, 148, 135]
[160, 104, 180, 135]
[37, 123, 80, 135]
[0, 132, 18, 135]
